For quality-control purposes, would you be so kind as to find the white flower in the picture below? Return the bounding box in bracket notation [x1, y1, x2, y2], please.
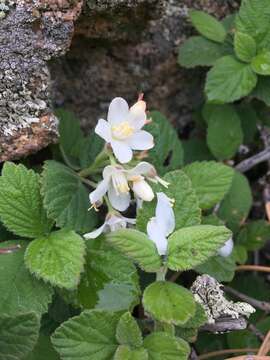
[95, 97, 154, 163]
[84, 212, 136, 239]
[147, 192, 175, 256]
[218, 238, 234, 257]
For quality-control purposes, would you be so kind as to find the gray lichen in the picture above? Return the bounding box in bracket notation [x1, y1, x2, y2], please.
[191, 275, 255, 325]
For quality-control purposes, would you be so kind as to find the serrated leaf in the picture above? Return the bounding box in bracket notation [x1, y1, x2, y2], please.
[137, 170, 201, 233]
[237, 220, 270, 251]
[205, 104, 243, 160]
[189, 10, 226, 43]
[167, 225, 231, 271]
[0, 162, 52, 238]
[145, 112, 183, 175]
[116, 312, 143, 348]
[114, 345, 148, 360]
[177, 302, 207, 330]
[234, 32, 256, 62]
[77, 237, 140, 311]
[0, 312, 39, 360]
[42, 161, 98, 233]
[105, 229, 161, 273]
[51, 310, 121, 360]
[24, 335, 60, 360]
[178, 36, 230, 68]
[144, 332, 190, 360]
[218, 171, 252, 232]
[142, 281, 195, 325]
[175, 327, 198, 343]
[25, 229, 86, 289]
[183, 161, 234, 209]
[205, 55, 257, 103]
[251, 76, 270, 105]
[251, 51, 270, 75]
[196, 254, 236, 282]
[0, 241, 53, 316]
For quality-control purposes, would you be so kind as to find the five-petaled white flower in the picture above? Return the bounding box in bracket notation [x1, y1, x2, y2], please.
[84, 212, 136, 239]
[218, 237, 234, 257]
[89, 162, 169, 212]
[147, 192, 175, 256]
[95, 97, 154, 164]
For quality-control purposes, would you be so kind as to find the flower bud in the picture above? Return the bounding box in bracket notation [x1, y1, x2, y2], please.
[218, 238, 234, 257]
[132, 177, 154, 201]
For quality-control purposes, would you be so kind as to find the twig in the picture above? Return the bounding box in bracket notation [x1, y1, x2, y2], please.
[224, 286, 270, 312]
[258, 331, 270, 356]
[198, 348, 258, 360]
[249, 324, 265, 342]
[236, 148, 270, 173]
[226, 356, 270, 360]
[236, 265, 270, 273]
[190, 348, 199, 360]
[200, 317, 247, 333]
[169, 271, 181, 283]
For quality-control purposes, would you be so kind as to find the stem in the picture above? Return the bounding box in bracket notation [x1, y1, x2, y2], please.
[78, 148, 109, 178]
[236, 147, 270, 172]
[104, 195, 114, 213]
[80, 177, 97, 188]
[198, 348, 259, 360]
[258, 330, 270, 356]
[156, 267, 167, 281]
[236, 265, 270, 273]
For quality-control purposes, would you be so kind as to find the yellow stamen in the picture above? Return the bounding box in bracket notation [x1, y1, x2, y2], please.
[112, 121, 134, 140]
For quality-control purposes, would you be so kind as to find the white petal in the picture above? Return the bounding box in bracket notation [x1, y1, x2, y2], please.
[127, 108, 146, 130]
[89, 179, 109, 204]
[108, 97, 129, 125]
[132, 179, 154, 202]
[103, 165, 116, 180]
[156, 192, 175, 236]
[128, 130, 154, 150]
[147, 218, 168, 255]
[218, 238, 234, 257]
[122, 216, 136, 225]
[84, 223, 107, 239]
[127, 162, 155, 178]
[108, 185, 131, 211]
[95, 119, 111, 143]
[111, 140, 133, 164]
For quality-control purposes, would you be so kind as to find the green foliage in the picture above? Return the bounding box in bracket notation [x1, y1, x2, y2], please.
[25, 229, 86, 289]
[251, 51, 270, 75]
[116, 312, 143, 348]
[42, 161, 98, 233]
[237, 220, 270, 250]
[189, 10, 227, 43]
[142, 281, 196, 325]
[167, 225, 232, 271]
[237, 104, 258, 144]
[0, 162, 52, 238]
[182, 139, 213, 164]
[234, 32, 256, 62]
[183, 161, 234, 209]
[196, 254, 236, 282]
[25, 335, 60, 360]
[114, 346, 148, 360]
[252, 76, 270, 105]
[105, 229, 162, 272]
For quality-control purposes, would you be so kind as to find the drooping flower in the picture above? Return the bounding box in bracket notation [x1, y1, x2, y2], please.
[84, 212, 136, 239]
[95, 97, 154, 163]
[218, 237, 234, 257]
[147, 192, 175, 256]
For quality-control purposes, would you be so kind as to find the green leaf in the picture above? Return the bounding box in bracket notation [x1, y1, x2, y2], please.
[205, 104, 243, 160]
[237, 220, 270, 251]
[175, 327, 198, 344]
[105, 229, 161, 273]
[218, 171, 252, 232]
[182, 139, 214, 164]
[234, 32, 256, 62]
[25, 229, 86, 289]
[114, 346, 148, 360]
[189, 10, 226, 43]
[79, 132, 104, 168]
[0, 162, 52, 238]
[144, 332, 190, 360]
[178, 36, 230, 68]
[0, 241, 53, 316]
[196, 254, 236, 282]
[0, 312, 39, 360]
[116, 312, 143, 348]
[251, 76, 270, 106]
[237, 104, 258, 144]
[137, 170, 201, 233]
[145, 112, 183, 175]
[251, 51, 270, 75]
[142, 281, 196, 325]
[232, 245, 248, 265]
[167, 225, 231, 271]
[51, 310, 120, 360]
[24, 335, 60, 360]
[42, 161, 98, 233]
[77, 237, 140, 311]
[205, 55, 257, 103]
[183, 161, 234, 209]
[178, 302, 207, 329]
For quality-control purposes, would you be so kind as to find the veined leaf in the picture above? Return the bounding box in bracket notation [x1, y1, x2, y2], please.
[116, 312, 143, 348]
[251, 51, 270, 75]
[114, 346, 148, 360]
[234, 32, 256, 63]
[196, 254, 236, 282]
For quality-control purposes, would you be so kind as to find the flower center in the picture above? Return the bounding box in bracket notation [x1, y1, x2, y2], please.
[112, 121, 134, 140]
[112, 171, 130, 194]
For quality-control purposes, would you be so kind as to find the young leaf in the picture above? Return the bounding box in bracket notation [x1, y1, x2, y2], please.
[105, 229, 161, 273]
[205, 104, 243, 160]
[142, 281, 196, 325]
[189, 10, 226, 43]
[0, 312, 40, 360]
[234, 32, 256, 63]
[77, 237, 140, 311]
[178, 36, 230, 68]
[167, 225, 232, 271]
[25, 229, 86, 289]
[251, 76, 270, 106]
[137, 170, 201, 233]
[116, 312, 143, 348]
[237, 220, 270, 251]
[183, 161, 234, 209]
[145, 111, 183, 175]
[196, 254, 236, 282]
[205, 55, 257, 103]
[51, 310, 121, 360]
[114, 345, 148, 360]
[42, 161, 98, 233]
[0, 241, 53, 316]
[0, 162, 52, 238]
[251, 51, 270, 75]
[144, 332, 190, 360]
